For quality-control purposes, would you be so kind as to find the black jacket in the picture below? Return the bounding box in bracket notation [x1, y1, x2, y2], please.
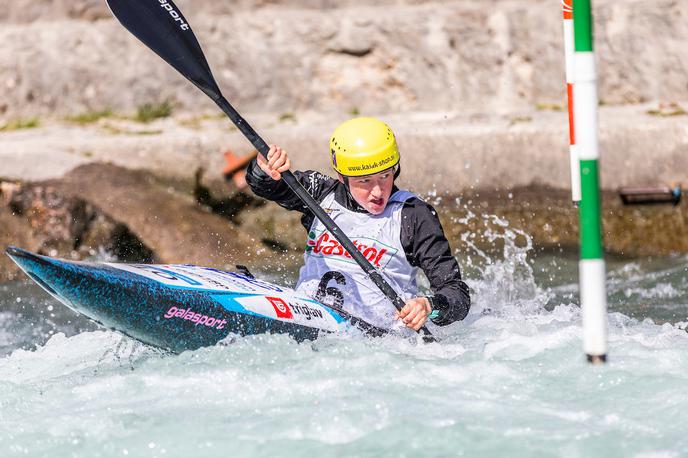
[246, 160, 471, 326]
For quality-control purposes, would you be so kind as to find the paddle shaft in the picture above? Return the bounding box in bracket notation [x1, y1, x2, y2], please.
[107, 0, 434, 341]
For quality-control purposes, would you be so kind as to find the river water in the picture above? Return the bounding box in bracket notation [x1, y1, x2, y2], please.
[1, 218, 687, 457]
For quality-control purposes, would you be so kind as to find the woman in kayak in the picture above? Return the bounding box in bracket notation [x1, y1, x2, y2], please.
[246, 117, 470, 333]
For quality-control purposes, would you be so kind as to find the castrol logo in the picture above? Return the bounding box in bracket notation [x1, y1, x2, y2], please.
[305, 231, 396, 269]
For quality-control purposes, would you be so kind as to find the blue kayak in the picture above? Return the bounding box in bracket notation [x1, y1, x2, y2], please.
[5, 247, 385, 353]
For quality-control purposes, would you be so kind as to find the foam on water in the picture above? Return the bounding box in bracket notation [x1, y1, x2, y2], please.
[2, 219, 688, 456]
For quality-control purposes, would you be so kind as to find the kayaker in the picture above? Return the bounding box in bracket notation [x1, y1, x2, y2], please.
[246, 117, 470, 332]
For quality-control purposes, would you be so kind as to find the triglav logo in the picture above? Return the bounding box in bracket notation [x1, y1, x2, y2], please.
[267, 297, 293, 319]
[159, 0, 190, 31]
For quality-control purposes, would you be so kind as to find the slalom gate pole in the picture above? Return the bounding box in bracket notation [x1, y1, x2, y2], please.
[573, 0, 608, 364]
[562, 0, 581, 203]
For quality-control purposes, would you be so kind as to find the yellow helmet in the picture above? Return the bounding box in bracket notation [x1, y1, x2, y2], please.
[329, 117, 400, 177]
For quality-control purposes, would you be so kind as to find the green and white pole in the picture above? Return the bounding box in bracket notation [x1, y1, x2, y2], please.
[573, 0, 608, 364]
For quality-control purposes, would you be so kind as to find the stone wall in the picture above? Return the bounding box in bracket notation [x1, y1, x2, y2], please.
[1, 0, 686, 118]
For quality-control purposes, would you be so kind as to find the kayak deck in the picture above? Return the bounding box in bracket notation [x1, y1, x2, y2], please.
[5, 247, 386, 353]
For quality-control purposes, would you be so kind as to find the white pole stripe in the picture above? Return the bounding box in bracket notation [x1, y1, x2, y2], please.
[573, 53, 599, 160]
[579, 259, 608, 356]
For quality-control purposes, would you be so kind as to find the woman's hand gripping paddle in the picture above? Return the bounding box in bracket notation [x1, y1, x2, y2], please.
[106, 0, 435, 342]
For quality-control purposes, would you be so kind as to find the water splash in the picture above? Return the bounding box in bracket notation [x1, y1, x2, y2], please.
[456, 209, 552, 317]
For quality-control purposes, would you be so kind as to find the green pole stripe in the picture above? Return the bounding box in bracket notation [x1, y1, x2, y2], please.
[579, 159, 603, 259]
[573, 0, 593, 52]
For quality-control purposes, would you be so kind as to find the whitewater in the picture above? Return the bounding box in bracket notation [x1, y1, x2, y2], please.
[1, 218, 687, 457]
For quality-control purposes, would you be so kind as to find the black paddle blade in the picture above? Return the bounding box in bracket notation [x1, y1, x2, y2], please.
[107, 0, 222, 100]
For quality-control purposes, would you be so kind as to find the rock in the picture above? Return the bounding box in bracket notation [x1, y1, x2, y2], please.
[0, 163, 284, 281]
[45, 163, 263, 267]
[0, 180, 155, 263]
[439, 186, 688, 258]
[0, 203, 41, 281]
[7, 184, 92, 255]
[193, 166, 265, 225]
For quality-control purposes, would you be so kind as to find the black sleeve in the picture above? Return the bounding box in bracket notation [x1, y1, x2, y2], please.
[400, 198, 471, 326]
[245, 158, 338, 230]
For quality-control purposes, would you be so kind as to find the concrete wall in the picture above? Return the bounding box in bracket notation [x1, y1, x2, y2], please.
[1, 0, 686, 118]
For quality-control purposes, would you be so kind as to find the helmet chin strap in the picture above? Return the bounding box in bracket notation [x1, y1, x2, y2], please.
[340, 174, 351, 191]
